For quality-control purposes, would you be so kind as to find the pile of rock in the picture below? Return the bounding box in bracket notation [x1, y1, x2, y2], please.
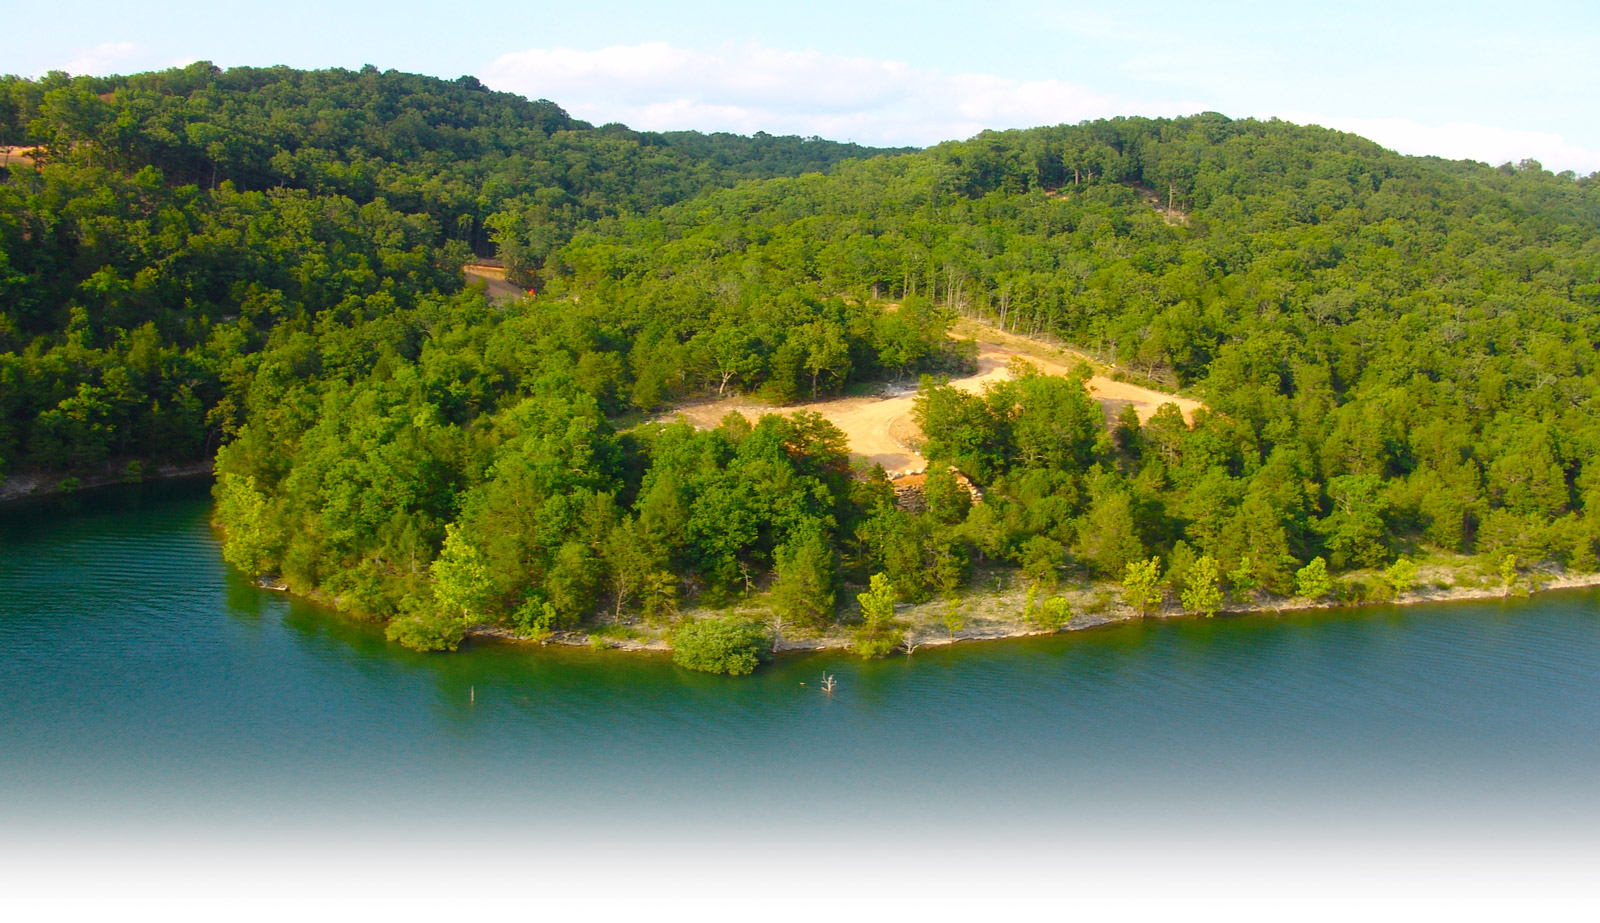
[886, 466, 984, 512]
[891, 474, 929, 512]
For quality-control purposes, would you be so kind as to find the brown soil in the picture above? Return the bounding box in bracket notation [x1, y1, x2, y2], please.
[463, 264, 524, 304]
[661, 320, 1206, 474]
[1, 147, 38, 168]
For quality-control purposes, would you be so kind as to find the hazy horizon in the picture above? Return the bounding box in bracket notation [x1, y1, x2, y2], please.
[6, 0, 1598, 173]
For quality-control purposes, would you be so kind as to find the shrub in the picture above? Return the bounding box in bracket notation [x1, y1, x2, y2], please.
[671, 616, 772, 675]
[1025, 591, 1072, 631]
[386, 610, 466, 652]
[512, 598, 557, 641]
[942, 598, 965, 637]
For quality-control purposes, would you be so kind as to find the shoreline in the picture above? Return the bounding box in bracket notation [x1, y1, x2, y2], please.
[467, 565, 1600, 656]
[0, 460, 215, 507]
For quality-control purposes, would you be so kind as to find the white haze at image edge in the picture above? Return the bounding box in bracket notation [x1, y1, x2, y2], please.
[485, 41, 1600, 174]
[3, 821, 1597, 920]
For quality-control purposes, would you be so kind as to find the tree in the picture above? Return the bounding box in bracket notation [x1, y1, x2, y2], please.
[1019, 534, 1064, 589]
[1384, 557, 1419, 599]
[1499, 553, 1519, 598]
[792, 318, 852, 399]
[1181, 555, 1223, 617]
[1122, 557, 1164, 616]
[1295, 557, 1332, 601]
[942, 598, 966, 637]
[606, 519, 675, 622]
[1317, 474, 1390, 570]
[1011, 372, 1100, 471]
[912, 379, 1009, 480]
[29, 384, 114, 469]
[923, 465, 972, 524]
[545, 539, 603, 623]
[932, 536, 967, 638]
[696, 326, 765, 397]
[432, 524, 496, 622]
[1229, 554, 1262, 600]
[770, 526, 835, 631]
[1229, 492, 1296, 596]
[1076, 490, 1145, 578]
[852, 572, 904, 657]
[671, 616, 771, 675]
[214, 473, 281, 578]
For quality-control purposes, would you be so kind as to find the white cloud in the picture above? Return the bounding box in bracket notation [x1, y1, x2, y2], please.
[61, 42, 143, 77]
[484, 40, 1600, 174]
[1277, 111, 1600, 175]
[485, 41, 1195, 146]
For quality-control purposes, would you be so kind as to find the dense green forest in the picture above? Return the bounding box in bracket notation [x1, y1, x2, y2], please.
[0, 63, 901, 474]
[5, 64, 1600, 656]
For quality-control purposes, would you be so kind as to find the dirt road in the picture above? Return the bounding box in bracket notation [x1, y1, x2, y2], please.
[663, 322, 1204, 474]
[464, 264, 525, 303]
[1, 147, 38, 169]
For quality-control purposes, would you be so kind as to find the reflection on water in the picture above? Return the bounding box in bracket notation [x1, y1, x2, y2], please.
[3, 479, 1600, 838]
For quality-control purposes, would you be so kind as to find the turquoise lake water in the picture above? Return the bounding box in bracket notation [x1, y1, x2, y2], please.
[3, 478, 1599, 845]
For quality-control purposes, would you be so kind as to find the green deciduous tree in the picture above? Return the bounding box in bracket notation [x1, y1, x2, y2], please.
[1295, 556, 1332, 601]
[214, 472, 282, 578]
[1181, 554, 1223, 617]
[1229, 554, 1261, 600]
[1122, 556, 1164, 615]
[1499, 553, 1519, 598]
[431, 523, 494, 622]
[852, 572, 904, 657]
[1383, 556, 1419, 599]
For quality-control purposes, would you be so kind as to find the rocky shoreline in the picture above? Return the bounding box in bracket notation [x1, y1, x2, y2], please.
[465, 565, 1600, 656]
[0, 460, 215, 506]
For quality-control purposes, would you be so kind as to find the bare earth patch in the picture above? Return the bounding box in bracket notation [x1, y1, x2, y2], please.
[659, 319, 1206, 474]
[463, 264, 525, 303]
[1, 146, 38, 168]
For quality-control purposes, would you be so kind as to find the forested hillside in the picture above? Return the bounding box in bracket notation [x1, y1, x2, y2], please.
[4, 65, 1600, 655]
[0, 63, 899, 475]
[533, 115, 1600, 609]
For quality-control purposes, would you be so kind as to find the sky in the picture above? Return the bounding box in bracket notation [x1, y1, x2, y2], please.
[6, 0, 1599, 173]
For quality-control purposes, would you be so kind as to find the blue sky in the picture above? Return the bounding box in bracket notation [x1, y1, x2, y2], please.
[7, 0, 1599, 171]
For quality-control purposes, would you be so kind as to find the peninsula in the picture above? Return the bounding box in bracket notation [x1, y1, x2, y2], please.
[3, 65, 1598, 672]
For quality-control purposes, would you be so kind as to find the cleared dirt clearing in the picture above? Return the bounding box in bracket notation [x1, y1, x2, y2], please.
[1, 147, 38, 168]
[464, 263, 525, 303]
[662, 321, 1205, 475]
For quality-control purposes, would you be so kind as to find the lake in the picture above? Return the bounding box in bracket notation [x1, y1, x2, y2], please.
[3, 479, 1598, 915]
